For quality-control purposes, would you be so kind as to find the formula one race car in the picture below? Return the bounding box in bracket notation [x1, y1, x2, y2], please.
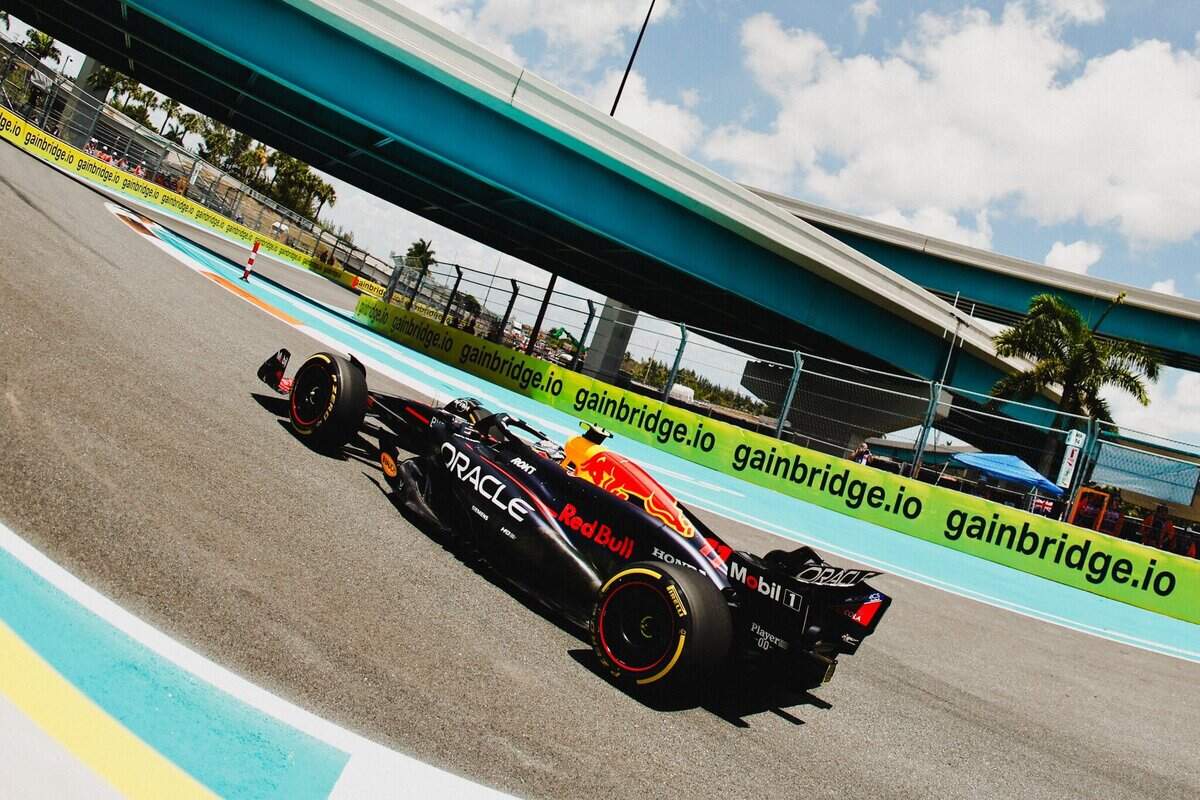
[259, 349, 891, 698]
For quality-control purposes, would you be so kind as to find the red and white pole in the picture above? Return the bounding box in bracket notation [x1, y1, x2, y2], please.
[241, 240, 260, 281]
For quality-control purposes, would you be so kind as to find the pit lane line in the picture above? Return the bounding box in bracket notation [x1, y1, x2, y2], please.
[136, 209, 1200, 664]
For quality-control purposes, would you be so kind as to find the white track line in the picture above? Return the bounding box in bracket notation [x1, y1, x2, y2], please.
[0, 521, 511, 798]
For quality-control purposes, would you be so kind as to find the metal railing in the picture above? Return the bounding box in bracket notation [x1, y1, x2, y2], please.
[384, 254, 1200, 555]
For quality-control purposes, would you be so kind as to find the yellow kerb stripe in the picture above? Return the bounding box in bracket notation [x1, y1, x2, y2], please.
[0, 619, 217, 800]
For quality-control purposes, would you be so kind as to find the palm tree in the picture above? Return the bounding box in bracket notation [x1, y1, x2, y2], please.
[248, 144, 269, 185]
[158, 97, 181, 134]
[197, 119, 234, 163]
[163, 111, 204, 144]
[404, 238, 436, 308]
[23, 30, 62, 66]
[86, 66, 132, 103]
[406, 238, 436, 271]
[313, 181, 336, 219]
[990, 292, 1160, 472]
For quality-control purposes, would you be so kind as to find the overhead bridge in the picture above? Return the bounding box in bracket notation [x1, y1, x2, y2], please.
[753, 189, 1200, 374]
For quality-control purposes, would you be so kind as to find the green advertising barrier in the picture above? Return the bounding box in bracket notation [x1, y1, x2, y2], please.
[354, 295, 1200, 624]
[0, 106, 389, 299]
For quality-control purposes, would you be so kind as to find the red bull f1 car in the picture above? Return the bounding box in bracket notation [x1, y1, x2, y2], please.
[259, 349, 891, 699]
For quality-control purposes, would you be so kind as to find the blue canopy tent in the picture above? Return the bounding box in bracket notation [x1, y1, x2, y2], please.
[950, 453, 1064, 497]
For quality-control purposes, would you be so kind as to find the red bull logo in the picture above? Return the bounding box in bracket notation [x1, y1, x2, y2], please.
[575, 450, 696, 539]
[558, 504, 635, 559]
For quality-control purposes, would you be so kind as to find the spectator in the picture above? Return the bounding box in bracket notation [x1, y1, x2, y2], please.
[850, 443, 872, 466]
[1141, 505, 1172, 549]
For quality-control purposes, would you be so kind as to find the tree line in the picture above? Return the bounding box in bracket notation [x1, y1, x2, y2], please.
[8, 19, 338, 224]
[86, 64, 338, 221]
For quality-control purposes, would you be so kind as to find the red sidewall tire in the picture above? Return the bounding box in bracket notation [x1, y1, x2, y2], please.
[288, 352, 367, 451]
[590, 561, 731, 697]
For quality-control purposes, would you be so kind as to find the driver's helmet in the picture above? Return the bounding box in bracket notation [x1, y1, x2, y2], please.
[531, 438, 566, 462]
[443, 396, 489, 424]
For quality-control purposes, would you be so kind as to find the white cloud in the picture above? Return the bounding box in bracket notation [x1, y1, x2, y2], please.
[587, 70, 705, 153]
[1104, 369, 1200, 443]
[1149, 278, 1182, 296]
[852, 0, 881, 35]
[704, 4, 1200, 247]
[1039, 0, 1105, 24]
[869, 206, 994, 249]
[400, 0, 680, 76]
[1044, 240, 1103, 274]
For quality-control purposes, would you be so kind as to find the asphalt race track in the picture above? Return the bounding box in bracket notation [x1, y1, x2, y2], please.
[2, 142, 1198, 800]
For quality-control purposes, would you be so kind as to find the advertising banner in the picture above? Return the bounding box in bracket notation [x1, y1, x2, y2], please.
[0, 107, 388, 298]
[354, 296, 1200, 624]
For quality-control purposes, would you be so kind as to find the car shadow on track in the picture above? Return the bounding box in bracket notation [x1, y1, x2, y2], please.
[565, 649, 834, 725]
[253, 392, 383, 469]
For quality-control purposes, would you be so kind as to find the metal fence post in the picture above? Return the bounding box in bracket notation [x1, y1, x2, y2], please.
[201, 169, 221, 206]
[775, 351, 803, 438]
[82, 103, 101, 144]
[572, 300, 597, 371]
[382, 257, 405, 305]
[441, 265, 463, 325]
[494, 279, 519, 342]
[37, 80, 59, 130]
[1065, 417, 1099, 512]
[407, 261, 431, 310]
[120, 126, 136, 159]
[662, 324, 688, 401]
[911, 382, 941, 478]
[526, 273, 557, 355]
[151, 146, 166, 179]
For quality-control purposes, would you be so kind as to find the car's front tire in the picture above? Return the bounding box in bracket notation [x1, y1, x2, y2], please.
[288, 352, 367, 451]
[591, 561, 731, 698]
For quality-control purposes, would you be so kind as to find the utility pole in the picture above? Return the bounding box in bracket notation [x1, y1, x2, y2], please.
[610, 0, 657, 117]
[584, 0, 657, 380]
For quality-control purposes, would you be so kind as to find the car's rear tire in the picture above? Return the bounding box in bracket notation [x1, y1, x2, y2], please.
[591, 561, 731, 698]
[288, 352, 367, 451]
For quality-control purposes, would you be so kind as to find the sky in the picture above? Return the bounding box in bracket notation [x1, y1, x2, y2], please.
[7, 2, 1200, 442]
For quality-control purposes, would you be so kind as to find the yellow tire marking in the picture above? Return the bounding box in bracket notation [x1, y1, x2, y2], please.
[636, 631, 687, 686]
[600, 566, 663, 594]
[0, 620, 217, 799]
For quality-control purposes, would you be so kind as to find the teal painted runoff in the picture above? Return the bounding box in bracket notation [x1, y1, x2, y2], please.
[0, 545, 349, 798]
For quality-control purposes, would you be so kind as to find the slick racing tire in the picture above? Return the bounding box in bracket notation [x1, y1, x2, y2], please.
[288, 352, 367, 451]
[591, 561, 731, 697]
